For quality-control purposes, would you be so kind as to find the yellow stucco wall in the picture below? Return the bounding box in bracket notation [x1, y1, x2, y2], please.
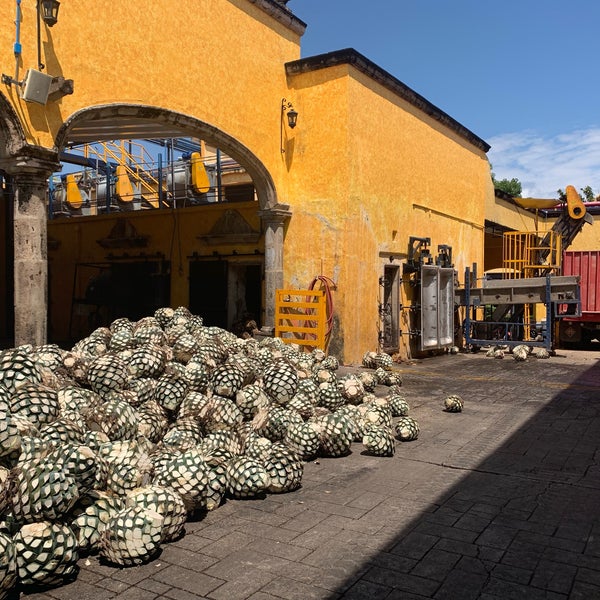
[0, 0, 301, 184]
[567, 211, 600, 251]
[486, 196, 538, 233]
[284, 63, 493, 359]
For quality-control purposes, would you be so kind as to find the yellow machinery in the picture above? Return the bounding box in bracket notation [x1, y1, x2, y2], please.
[500, 185, 590, 341]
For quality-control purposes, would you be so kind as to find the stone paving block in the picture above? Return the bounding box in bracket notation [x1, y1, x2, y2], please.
[570, 580, 600, 599]
[28, 581, 116, 600]
[15, 592, 55, 600]
[301, 537, 369, 569]
[576, 566, 600, 587]
[336, 525, 406, 552]
[301, 499, 368, 519]
[492, 513, 555, 536]
[341, 579, 393, 599]
[200, 531, 255, 559]
[159, 545, 219, 572]
[137, 577, 173, 595]
[530, 559, 577, 594]
[318, 513, 385, 535]
[363, 565, 440, 596]
[433, 537, 479, 558]
[226, 504, 290, 526]
[410, 548, 461, 582]
[455, 555, 493, 577]
[234, 519, 300, 543]
[96, 578, 131, 593]
[476, 545, 505, 563]
[554, 519, 593, 543]
[108, 561, 169, 585]
[151, 564, 224, 596]
[161, 588, 211, 600]
[501, 543, 543, 571]
[454, 512, 492, 534]
[389, 531, 439, 560]
[203, 548, 281, 581]
[246, 536, 313, 562]
[386, 591, 432, 600]
[346, 490, 387, 511]
[475, 524, 518, 550]
[491, 562, 532, 585]
[273, 558, 322, 584]
[169, 532, 220, 552]
[368, 550, 417, 573]
[542, 545, 598, 570]
[192, 516, 248, 541]
[110, 586, 159, 600]
[423, 506, 463, 526]
[260, 575, 341, 599]
[469, 502, 503, 518]
[432, 568, 489, 600]
[290, 521, 344, 549]
[415, 520, 479, 544]
[310, 564, 371, 593]
[207, 569, 275, 600]
[75, 565, 106, 585]
[279, 508, 330, 533]
[482, 576, 566, 600]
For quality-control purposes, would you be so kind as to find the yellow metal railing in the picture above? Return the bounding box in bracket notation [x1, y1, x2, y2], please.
[503, 230, 562, 278]
[274, 289, 326, 350]
[85, 141, 167, 207]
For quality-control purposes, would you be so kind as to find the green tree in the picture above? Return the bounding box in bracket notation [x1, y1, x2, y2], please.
[557, 186, 596, 202]
[492, 176, 522, 197]
[581, 185, 595, 202]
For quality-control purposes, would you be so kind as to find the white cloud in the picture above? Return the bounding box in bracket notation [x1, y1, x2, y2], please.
[487, 128, 600, 198]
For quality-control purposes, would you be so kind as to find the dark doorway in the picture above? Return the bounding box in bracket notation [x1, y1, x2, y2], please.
[189, 260, 262, 330]
[65, 259, 171, 341]
[189, 260, 228, 328]
[380, 264, 400, 352]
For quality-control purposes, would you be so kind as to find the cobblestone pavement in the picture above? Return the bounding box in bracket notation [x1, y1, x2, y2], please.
[22, 349, 600, 600]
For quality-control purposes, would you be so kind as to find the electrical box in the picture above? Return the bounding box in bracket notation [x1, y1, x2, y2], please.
[21, 69, 53, 104]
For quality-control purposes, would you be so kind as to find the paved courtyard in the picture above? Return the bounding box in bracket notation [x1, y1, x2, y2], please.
[22, 349, 600, 600]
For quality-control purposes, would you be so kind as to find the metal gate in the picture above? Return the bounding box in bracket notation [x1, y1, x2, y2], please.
[274, 289, 326, 350]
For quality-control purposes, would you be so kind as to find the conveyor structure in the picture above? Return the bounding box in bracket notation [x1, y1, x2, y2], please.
[457, 268, 581, 351]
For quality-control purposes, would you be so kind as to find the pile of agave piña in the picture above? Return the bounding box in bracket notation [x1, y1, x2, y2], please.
[0, 307, 418, 596]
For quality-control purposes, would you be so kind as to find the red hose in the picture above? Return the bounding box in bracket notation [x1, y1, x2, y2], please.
[308, 275, 336, 347]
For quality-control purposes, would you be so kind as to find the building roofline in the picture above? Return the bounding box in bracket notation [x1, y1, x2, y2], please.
[285, 48, 490, 153]
[245, 0, 306, 36]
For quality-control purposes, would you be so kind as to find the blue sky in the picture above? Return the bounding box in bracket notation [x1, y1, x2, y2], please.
[292, 0, 600, 198]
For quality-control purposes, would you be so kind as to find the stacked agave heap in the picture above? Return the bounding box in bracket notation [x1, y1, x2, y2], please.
[0, 308, 414, 595]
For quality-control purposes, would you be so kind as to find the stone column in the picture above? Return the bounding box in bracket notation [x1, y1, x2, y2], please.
[2, 149, 59, 347]
[258, 203, 291, 333]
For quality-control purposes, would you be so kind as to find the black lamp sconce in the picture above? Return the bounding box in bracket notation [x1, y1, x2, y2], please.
[282, 99, 298, 129]
[281, 98, 298, 154]
[40, 0, 60, 26]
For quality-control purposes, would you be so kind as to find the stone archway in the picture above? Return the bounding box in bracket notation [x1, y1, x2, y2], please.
[55, 103, 290, 331]
[0, 94, 60, 346]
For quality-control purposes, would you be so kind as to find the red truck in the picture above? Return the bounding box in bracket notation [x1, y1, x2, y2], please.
[559, 250, 600, 346]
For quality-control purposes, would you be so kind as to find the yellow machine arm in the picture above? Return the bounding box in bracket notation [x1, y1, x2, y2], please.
[565, 184, 586, 220]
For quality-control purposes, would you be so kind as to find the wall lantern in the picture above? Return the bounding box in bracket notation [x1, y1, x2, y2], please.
[39, 0, 60, 27]
[281, 98, 298, 154]
[282, 99, 298, 129]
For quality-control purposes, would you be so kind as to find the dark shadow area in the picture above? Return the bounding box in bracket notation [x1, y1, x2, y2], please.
[332, 352, 600, 599]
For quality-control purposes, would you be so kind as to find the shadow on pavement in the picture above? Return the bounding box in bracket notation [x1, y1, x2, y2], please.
[329, 351, 600, 599]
